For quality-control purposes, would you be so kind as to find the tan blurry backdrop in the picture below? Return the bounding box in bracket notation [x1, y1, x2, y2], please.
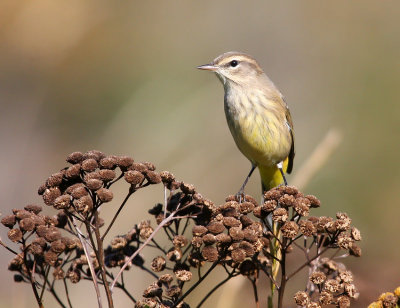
[1, 1, 399, 307]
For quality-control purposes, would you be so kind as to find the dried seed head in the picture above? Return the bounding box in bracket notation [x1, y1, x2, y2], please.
[38, 184, 46, 195]
[191, 236, 203, 248]
[324, 279, 340, 293]
[46, 172, 64, 187]
[337, 295, 351, 307]
[214, 233, 231, 245]
[310, 271, 326, 285]
[53, 267, 65, 280]
[74, 195, 94, 213]
[8, 254, 24, 271]
[202, 233, 216, 245]
[124, 170, 145, 185]
[201, 245, 218, 261]
[338, 270, 354, 283]
[192, 225, 208, 237]
[240, 215, 254, 227]
[117, 156, 134, 169]
[229, 227, 244, 241]
[173, 235, 188, 248]
[242, 228, 258, 242]
[294, 291, 310, 306]
[336, 213, 351, 231]
[86, 178, 103, 190]
[180, 182, 196, 194]
[231, 248, 246, 262]
[158, 274, 173, 284]
[43, 187, 61, 206]
[351, 227, 362, 241]
[24, 204, 43, 214]
[19, 218, 35, 231]
[306, 195, 321, 208]
[100, 156, 118, 169]
[349, 244, 362, 257]
[111, 237, 127, 250]
[143, 282, 162, 298]
[317, 217, 333, 233]
[15, 209, 32, 220]
[239, 241, 255, 257]
[264, 189, 282, 201]
[83, 150, 105, 162]
[272, 208, 288, 223]
[337, 233, 353, 250]
[1, 215, 16, 228]
[278, 185, 298, 195]
[319, 291, 333, 305]
[66, 152, 84, 164]
[299, 220, 317, 237]
[279, 194, 296, 207]
[175, 269, 192, 282]
[243, 195, 258, 206]
[160, 171, 175, 183]
[166, 285, 181, 298]
[53, 195, 70, 209]
[223, 217, 241, 228]
[166, 248, 182, 261]
[294, 197, 310, 216]
[151, 256, 166, 272]
[44, 251, 58, 266]
[262, 200, 277, 212]
[50, 239, 66, 253]
[67, 269, 81, 283]
[344, 283, 358, 299]
[335, 218, 352, 231]
[206, 221, 225, 234]
[96, 188, 113, 203]
[143, 170, 161, 184]
[8, 229, 22, 242]
[281, 221, 299, 239]
[65, 164, 81, 179]
[99, 169, 116, 182]
[44, 227, 61, 242]
[239, 202, 255, 214]
[71, 186, 88, 199]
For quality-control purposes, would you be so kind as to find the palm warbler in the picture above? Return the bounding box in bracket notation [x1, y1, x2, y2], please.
[198, 51, 295, 192]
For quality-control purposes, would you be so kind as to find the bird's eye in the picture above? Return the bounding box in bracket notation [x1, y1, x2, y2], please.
[230, 60, 238, 67]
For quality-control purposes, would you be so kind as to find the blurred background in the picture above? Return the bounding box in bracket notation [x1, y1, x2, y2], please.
[1, 1, 399, 307]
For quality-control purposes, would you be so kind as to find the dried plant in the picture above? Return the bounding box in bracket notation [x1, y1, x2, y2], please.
[1, 150, 362, 308]
[368, 287, 400, 308]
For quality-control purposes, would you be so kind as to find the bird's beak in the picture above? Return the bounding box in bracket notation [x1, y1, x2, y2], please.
[197, 63, 217, 71]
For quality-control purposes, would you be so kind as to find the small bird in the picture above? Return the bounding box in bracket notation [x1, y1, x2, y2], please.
[197, 51, 295, 193]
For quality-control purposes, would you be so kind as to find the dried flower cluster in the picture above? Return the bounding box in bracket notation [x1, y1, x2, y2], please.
[368, 287, 400, 308]
[0, 150, 362, 308]
[295, 259, 359, 307]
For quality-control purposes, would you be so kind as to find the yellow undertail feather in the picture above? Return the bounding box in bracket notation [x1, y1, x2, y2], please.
[258, 156, 289, 191]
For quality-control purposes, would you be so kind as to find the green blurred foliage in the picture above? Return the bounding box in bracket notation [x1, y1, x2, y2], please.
[0, 1, 399, 307]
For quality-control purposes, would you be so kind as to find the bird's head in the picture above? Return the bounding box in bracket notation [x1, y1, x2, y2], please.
[197, 51, 264, 87]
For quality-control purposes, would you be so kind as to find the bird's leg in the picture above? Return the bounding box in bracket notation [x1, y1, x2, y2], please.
[236, 164, 257, 202]
[277, 161, 288, 186]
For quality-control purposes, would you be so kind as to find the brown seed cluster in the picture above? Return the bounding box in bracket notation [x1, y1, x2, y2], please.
[368, 287, 400, 308]
[297, 259, 359, 307]
[1, 150, 363, 308]
[188, 195, 267, 267]
[37, 151, 162, 217]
